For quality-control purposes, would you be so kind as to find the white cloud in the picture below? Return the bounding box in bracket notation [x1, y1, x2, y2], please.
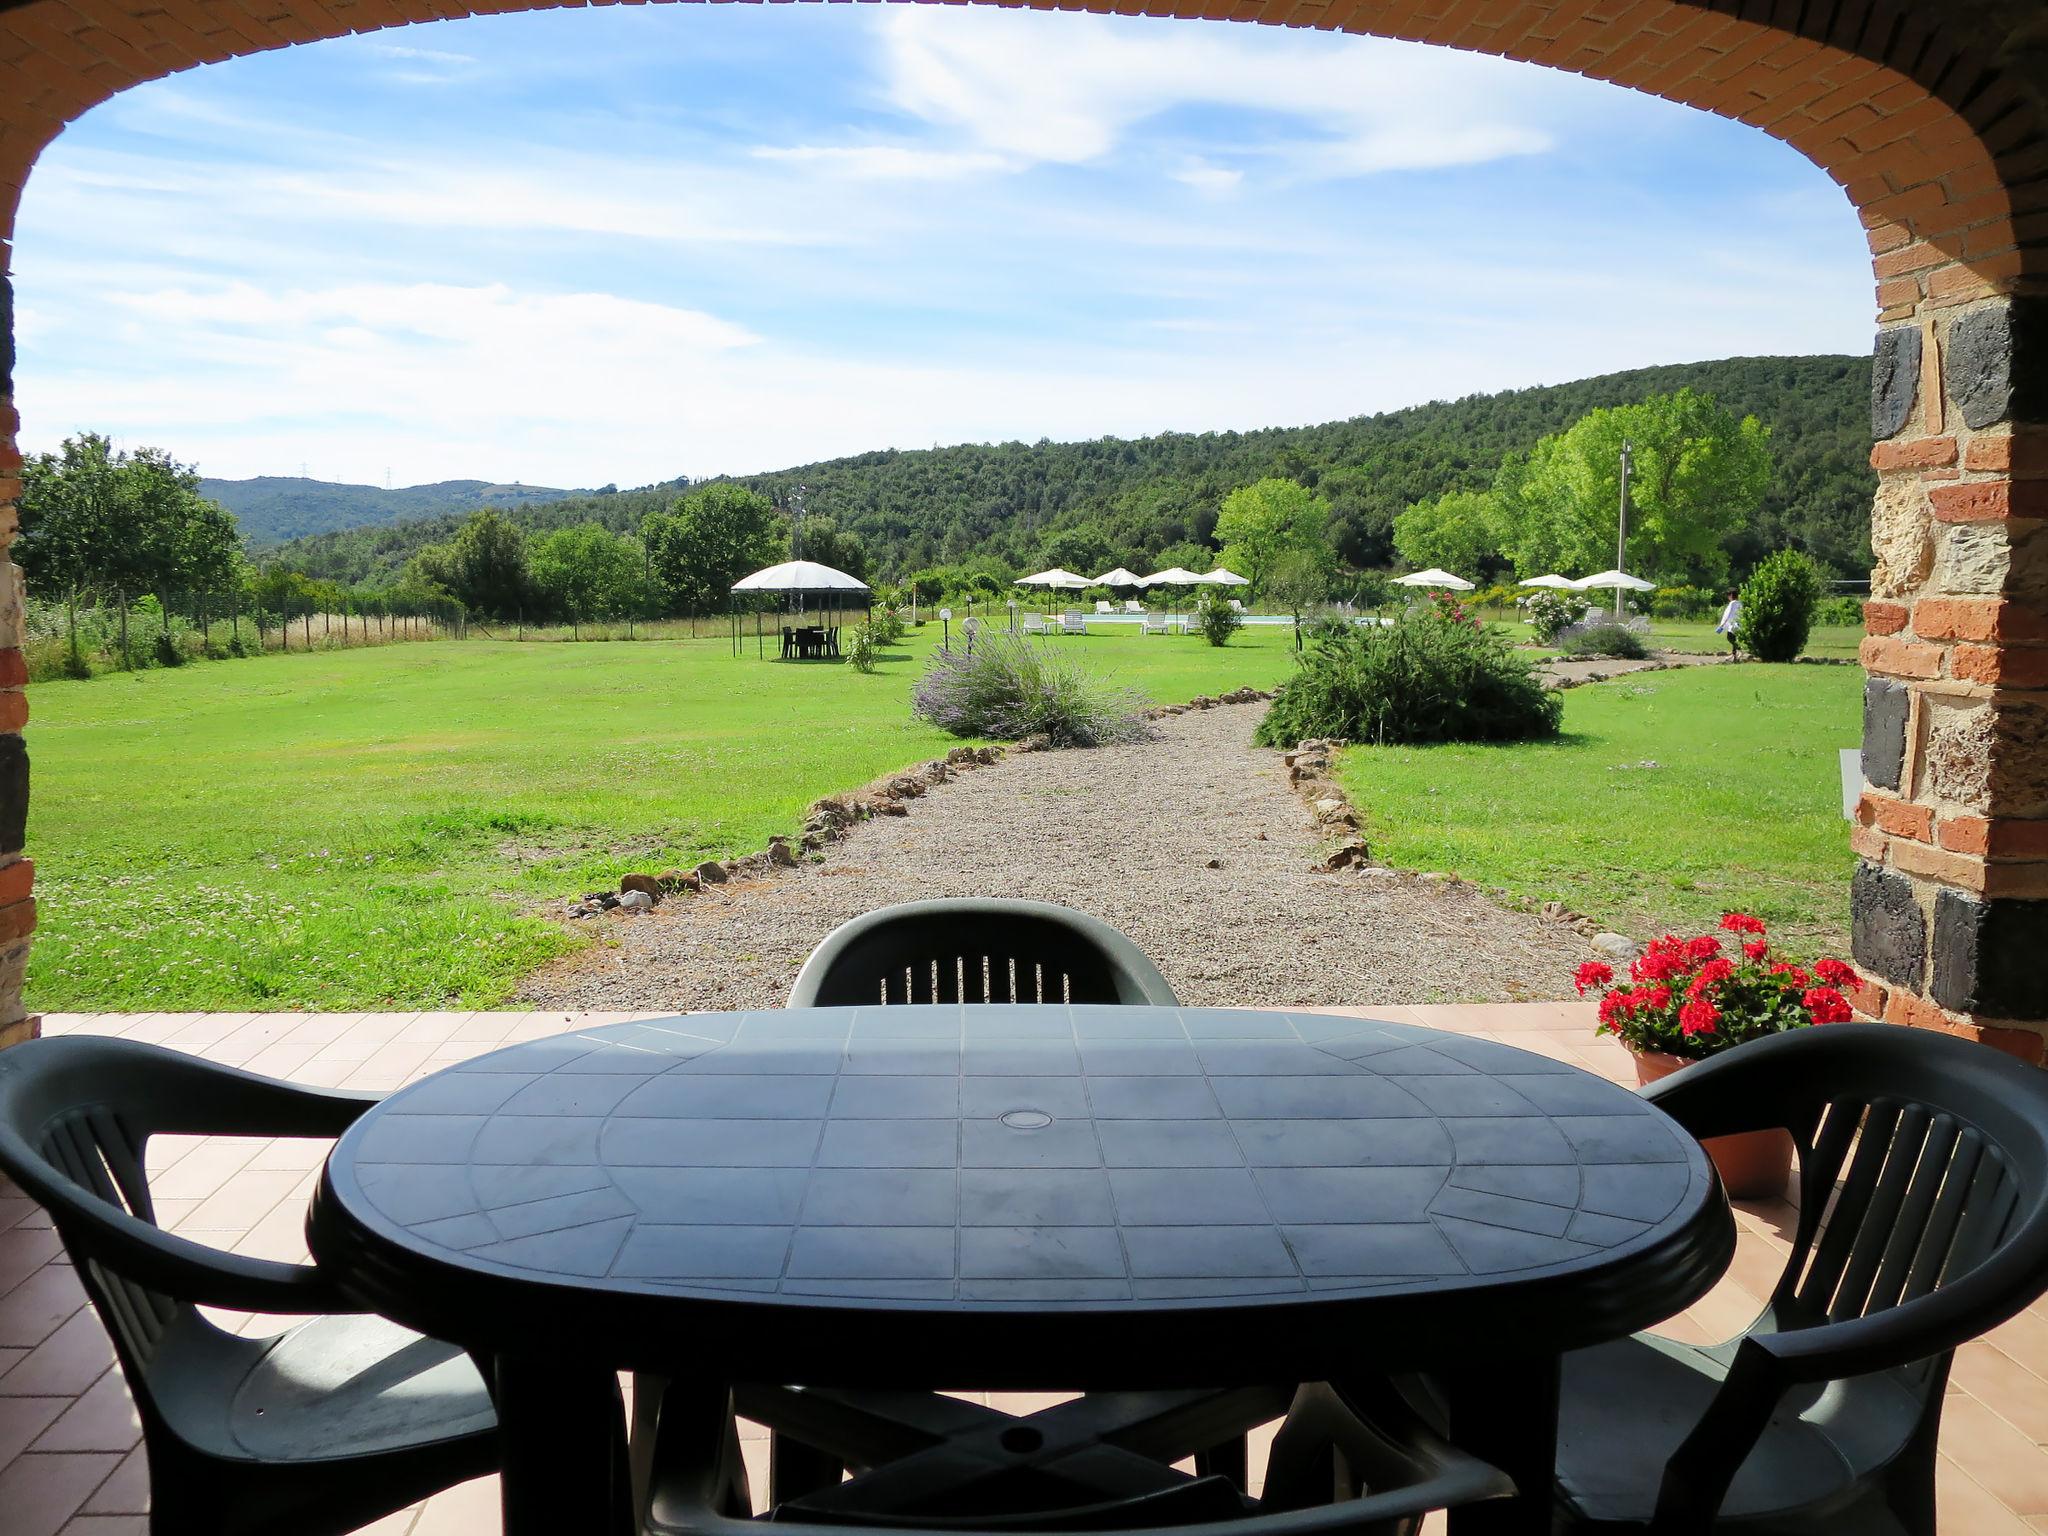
[750, 144, 1012, 181]
[875, 6, 1555, 177]
[1170, 159, 1243, 197]
[371, 43, 478, 65]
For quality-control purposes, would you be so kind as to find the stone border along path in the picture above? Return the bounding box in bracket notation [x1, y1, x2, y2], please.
[520, 700, 1597, 1013]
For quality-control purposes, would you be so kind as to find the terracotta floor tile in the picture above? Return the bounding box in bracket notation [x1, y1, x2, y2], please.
[0, 1310, 116, 1397]
[59, 1517, 150, 1535]
[78, 1446, 145, 1514]
[1940, 1454, 2041, 1536]
[183, 1169, 305, 1233]
[0, 1451, 124, 1536]
[0, 1392, 69, 1464]
[1942, 1397, 2048, 1514]
[146, 1138, 262, 1202]
[0, 1227, 66, 1293]
[0, 1196, 38, 1231]
[411, 1474, 501, 1535]
[0, 1264, 88, 1349]
[352, 1508, 422, 1535]
[31, 1369, 140, 1454]
[1994, 1309, 2048, 1380]
[1955, 1342, 2048, 1445]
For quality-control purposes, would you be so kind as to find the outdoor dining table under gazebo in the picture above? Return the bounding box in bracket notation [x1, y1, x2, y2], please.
[731, 560, 872, 660]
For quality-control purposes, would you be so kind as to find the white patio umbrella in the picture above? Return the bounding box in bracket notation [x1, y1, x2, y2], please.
[1518, 574, 1579, 589]
[1393, 568, 1475, 591]
[1571, 569, 1656, 592]
[1199, 568, 1251, 586]
[1017, 567, 1091, 613]
[1093, 567, 1145, 588]
[1141, 567, 1205, 587]
[1573, 567, 1656, 620]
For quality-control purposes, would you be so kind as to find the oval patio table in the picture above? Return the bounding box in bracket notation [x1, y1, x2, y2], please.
[308, 1006, 1734, 1536]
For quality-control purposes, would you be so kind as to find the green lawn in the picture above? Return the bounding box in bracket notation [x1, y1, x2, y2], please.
[27, 624, 1299, 1012]
[1337, 664, 1859, 956]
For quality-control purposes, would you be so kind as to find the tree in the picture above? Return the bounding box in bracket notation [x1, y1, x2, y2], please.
[791, 517, 870, 582]
[1492, 389, 1771, 585]
[1392, 490, 1502, 579]
[528, 525, 646, 633]
[644, 484, 782, 613]
[1214, 478, 1332, 600]
[1038, 525, 1114, 578]
[409, 509, 533, 619]
[1264, 550, 1332, 650]
[18, 434, 241, 604]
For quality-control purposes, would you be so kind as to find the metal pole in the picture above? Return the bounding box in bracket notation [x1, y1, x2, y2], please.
[1615, 438, 1632, 621]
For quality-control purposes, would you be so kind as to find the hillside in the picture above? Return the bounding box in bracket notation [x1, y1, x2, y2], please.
[270, 354, 1875, 584]
[205, 475, 577, 546]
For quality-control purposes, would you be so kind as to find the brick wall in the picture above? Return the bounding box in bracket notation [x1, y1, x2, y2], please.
[0, 0, 2040, 1046]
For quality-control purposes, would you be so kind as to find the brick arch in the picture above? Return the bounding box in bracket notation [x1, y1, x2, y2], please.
[0, 0, 2043, 1049]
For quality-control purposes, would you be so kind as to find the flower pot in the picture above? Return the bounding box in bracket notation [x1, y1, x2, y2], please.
[1631, 1048, 1794, 1201]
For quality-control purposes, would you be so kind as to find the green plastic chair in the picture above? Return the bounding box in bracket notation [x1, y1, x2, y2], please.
[1546, 1023, 2048, 1535]
[0, 1035, 498, 1536]
[787, 899, 1179, 1007]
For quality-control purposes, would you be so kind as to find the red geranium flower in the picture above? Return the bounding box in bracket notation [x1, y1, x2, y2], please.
[1684, 935, 1722, 962]
[1574, 961, 1614, 995]
[1685, 958, 1735, 999]
[1679, 997, 1720, 1036]
[1742, 939, 1768, 961]
[1597, 992, 1634, 1027]
[1769, 961, 1812, 988]
[1812, 957, 1859, 988]
[1804, 987, 1853, 1024]
[1633, 950, 1691, 983]
[1719, 913, 1766, 936]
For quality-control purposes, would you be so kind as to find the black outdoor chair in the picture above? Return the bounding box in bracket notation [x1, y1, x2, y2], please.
[0, 1035, 498, 1536]
[787, 898, 1180, 1007]
[639, 1376, 1511, 1536]
[1540, 1023, 2048, 1535]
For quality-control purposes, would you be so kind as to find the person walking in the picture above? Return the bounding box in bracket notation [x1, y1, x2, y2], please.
[1715, 588, 1743, 660]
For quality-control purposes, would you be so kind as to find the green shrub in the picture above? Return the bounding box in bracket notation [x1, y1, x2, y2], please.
[912, 633, 1151, 747]
[868, 606, 905, 645]
[1197, 593, 1243, 647]
[1651, 585, 1717, 620]
[1815, 594, 1864, 626]
[1520, 590, 1577, 643]
[1738, 550, 1823, 662]
[1255, 606, 1562, 747]
[844, 624, 879, 673]
[1559, 624, 1648, 659]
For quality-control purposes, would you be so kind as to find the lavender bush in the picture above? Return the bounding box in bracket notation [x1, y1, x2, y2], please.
[911, 633, 1151, 747]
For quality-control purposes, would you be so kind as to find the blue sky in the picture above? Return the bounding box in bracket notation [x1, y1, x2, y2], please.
[15, 4, 1874, 489]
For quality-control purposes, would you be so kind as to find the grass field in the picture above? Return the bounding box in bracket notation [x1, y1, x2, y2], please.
[1338, 664, 1859, 957]
[27, 624, 1300, 1011]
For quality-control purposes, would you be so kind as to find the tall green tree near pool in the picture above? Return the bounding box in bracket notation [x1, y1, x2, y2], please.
[529, 525, 647, 633]
[1492, 389, 1771, 584]
[791, 516, 871, 582]
[1392, 489, 1503, 580]
[643, 484, 783, 613]
[1215, 478, 1332, 599]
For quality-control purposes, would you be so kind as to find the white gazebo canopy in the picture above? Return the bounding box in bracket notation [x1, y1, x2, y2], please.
[731, 560, 870, 593]
[1017, 568, 1093, 589]
[1200, 568, 1251, 586]
[1394, 568, 1475, 591]
[1142, 567, 1205, 587]
[1519, 574, 1579, 590]
[1572, 569, 1656, 592]
[1093, 567, 1145, 588]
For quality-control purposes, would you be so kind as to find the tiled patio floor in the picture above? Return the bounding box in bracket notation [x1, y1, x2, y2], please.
[3, 1005, 2048, 1534]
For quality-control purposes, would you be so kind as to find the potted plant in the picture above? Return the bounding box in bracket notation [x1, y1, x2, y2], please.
[1574, 913, 1860, 1199]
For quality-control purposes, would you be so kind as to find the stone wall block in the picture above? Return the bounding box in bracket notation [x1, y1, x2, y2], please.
[0, 563, 26, 652]
[1949, 304, 2014, 429]
[1864, 678, 1910, 791]
[1935, 521, 2012, 595]
[1873, 325, 1922, 439]
[1933, 889, 2048, 1019]
[1854, 859, 1928, 989]
[1870, 475, 1936, 598]
[1920, 695, 1995, 809]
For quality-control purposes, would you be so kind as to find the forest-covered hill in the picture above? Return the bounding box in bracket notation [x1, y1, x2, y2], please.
[205, 476, 576, 546]
[270, 354, 1875, 584]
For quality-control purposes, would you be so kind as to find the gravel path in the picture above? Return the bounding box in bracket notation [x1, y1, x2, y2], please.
[520, 704, 1592, 1012]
